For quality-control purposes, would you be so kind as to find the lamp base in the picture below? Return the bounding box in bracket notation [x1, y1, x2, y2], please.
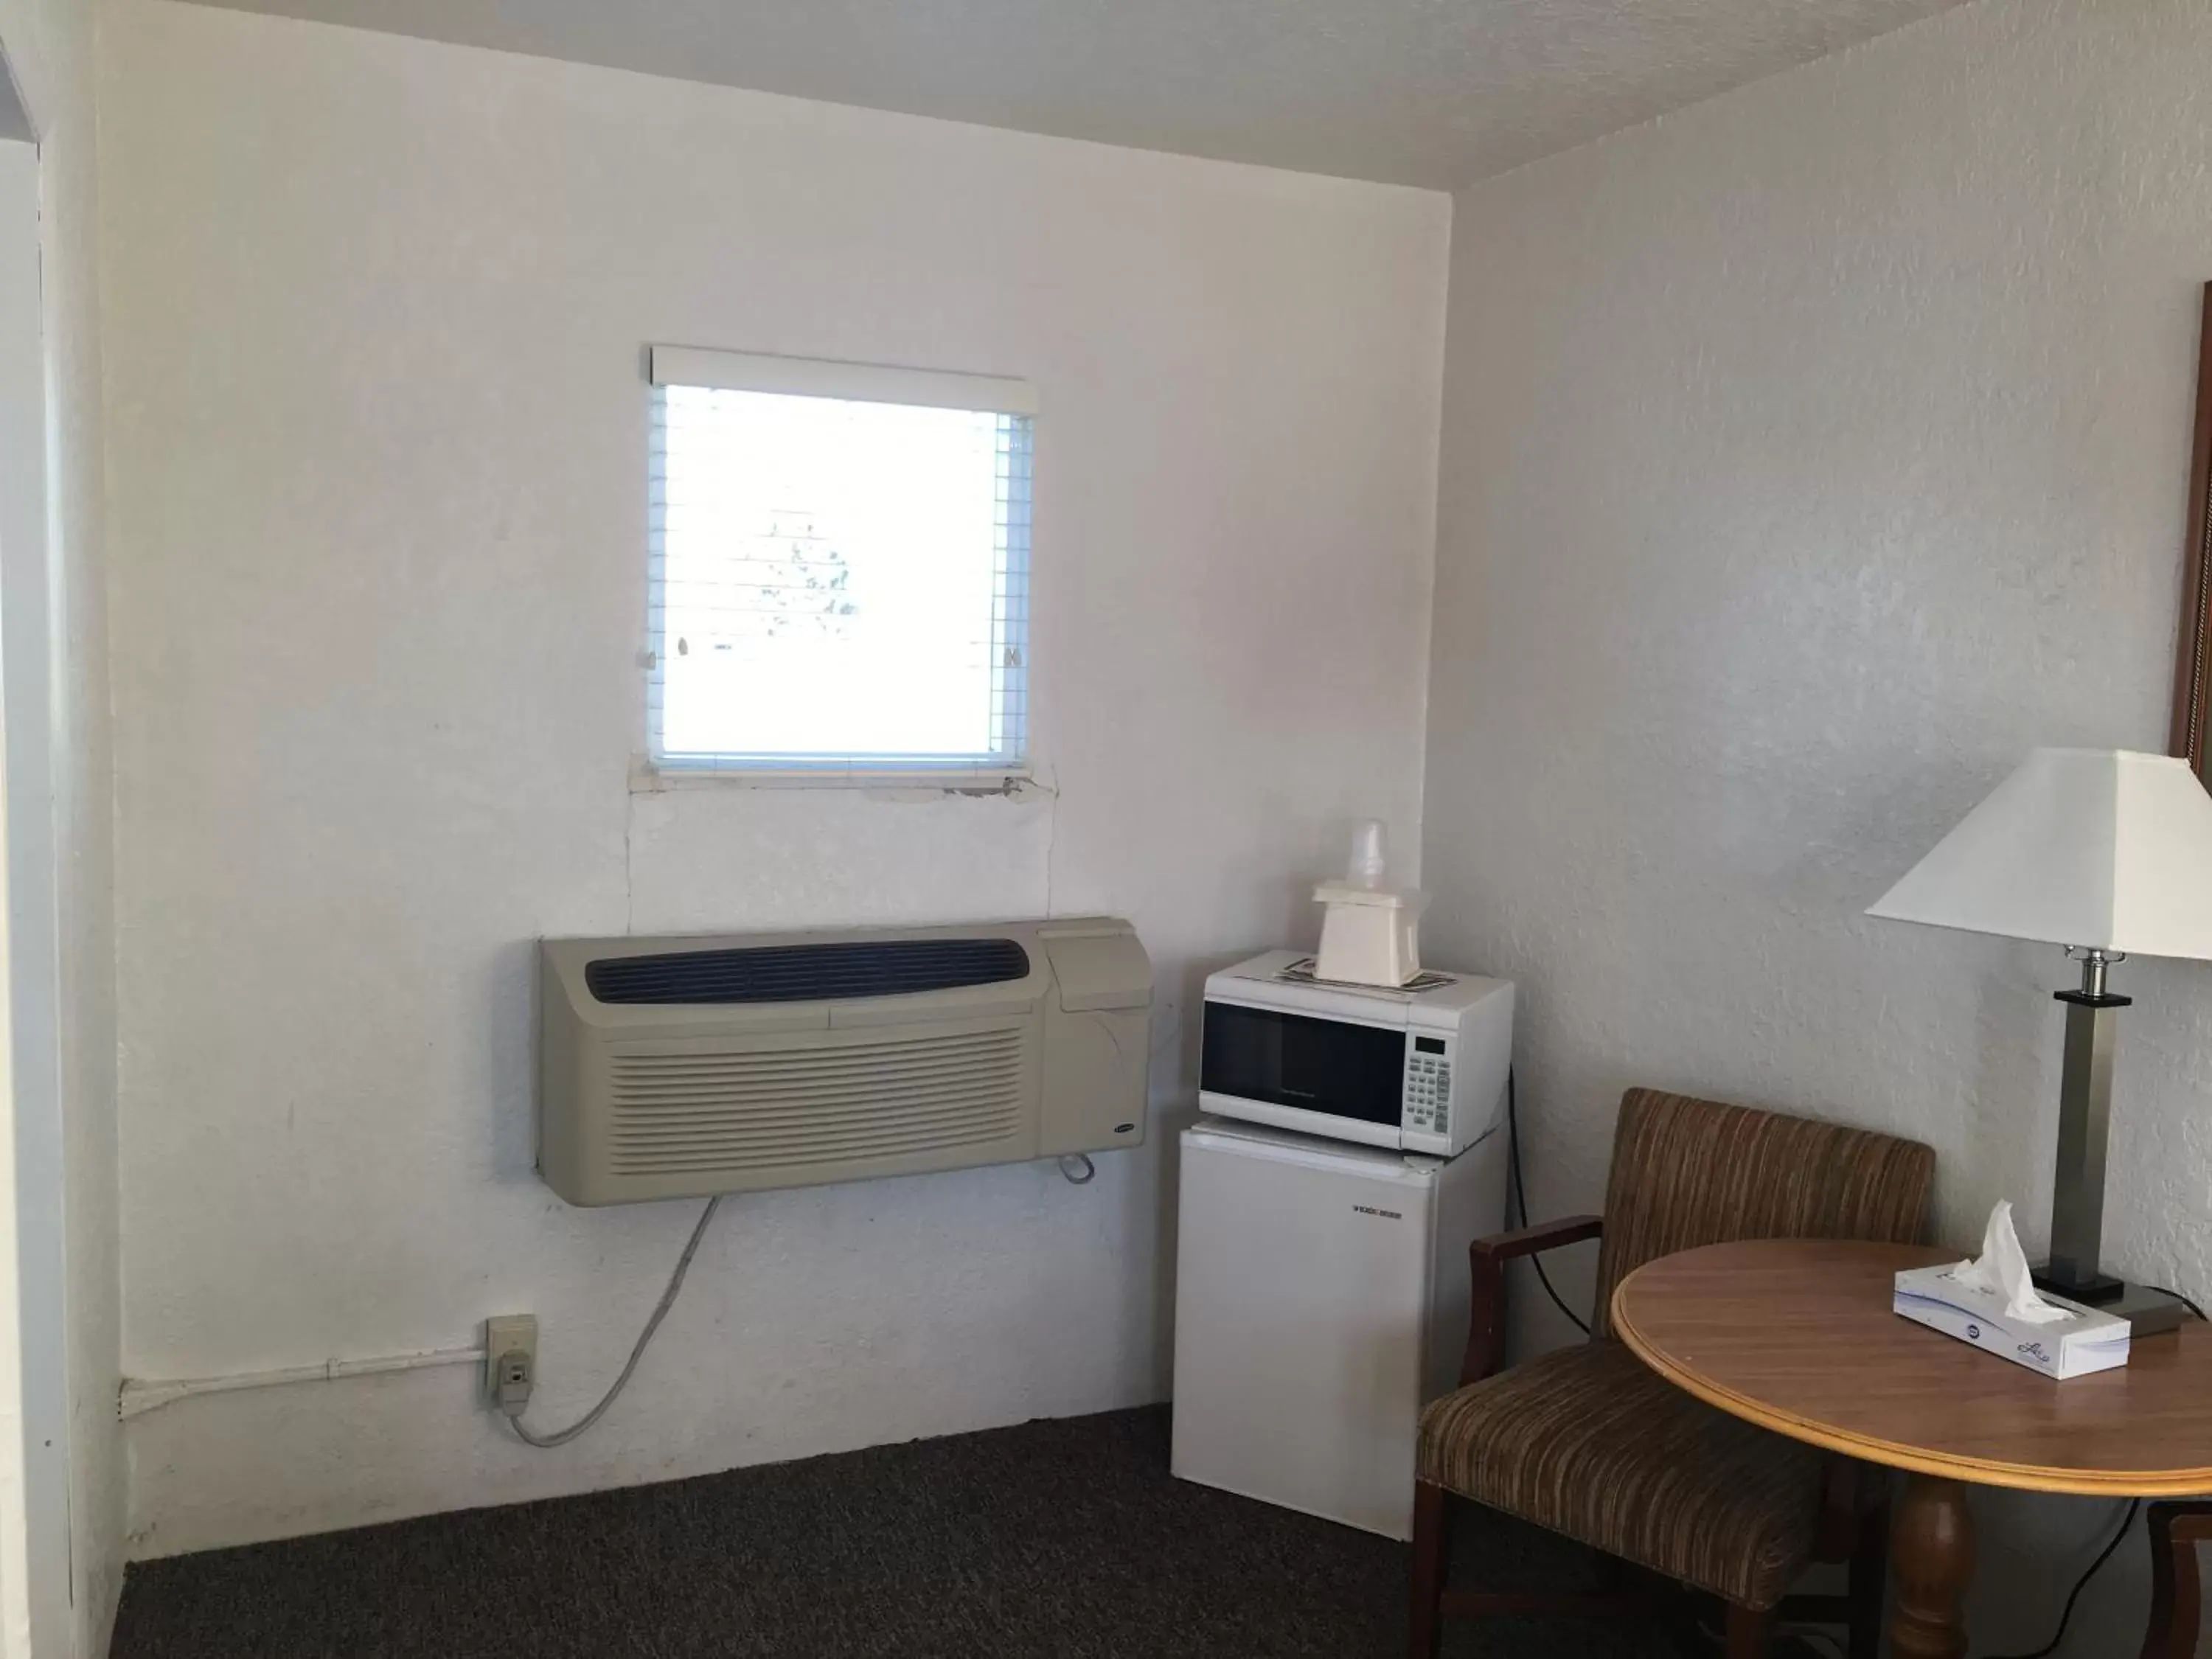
[2031, 1266, 2188, 1337]
[2033, 1263, 2126, 1302]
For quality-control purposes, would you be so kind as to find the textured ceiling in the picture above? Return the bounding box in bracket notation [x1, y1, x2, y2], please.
[183, 0, 1967, 187]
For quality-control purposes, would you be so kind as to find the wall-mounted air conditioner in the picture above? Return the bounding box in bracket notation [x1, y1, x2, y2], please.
[538, 918, 1152, 1205]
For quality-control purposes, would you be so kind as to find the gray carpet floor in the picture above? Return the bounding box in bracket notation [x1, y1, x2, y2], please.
[111, 1407, 1784, 1658]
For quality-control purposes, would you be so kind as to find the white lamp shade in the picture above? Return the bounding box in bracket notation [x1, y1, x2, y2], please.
[1867, 748, 2212, 959]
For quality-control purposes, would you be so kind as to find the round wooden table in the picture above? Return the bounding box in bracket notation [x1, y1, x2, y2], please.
[1612, 1238, 2212, 1659]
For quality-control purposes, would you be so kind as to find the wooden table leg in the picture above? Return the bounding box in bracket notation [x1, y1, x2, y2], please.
[1891, 1473, 1975, 1659]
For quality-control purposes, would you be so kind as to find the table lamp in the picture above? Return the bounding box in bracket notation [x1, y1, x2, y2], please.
[1868, 747, 2212, 1336]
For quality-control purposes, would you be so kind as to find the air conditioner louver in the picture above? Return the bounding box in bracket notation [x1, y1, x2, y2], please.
[538, 919, 1152, 1205]
[605, 1028, 1028, 1178]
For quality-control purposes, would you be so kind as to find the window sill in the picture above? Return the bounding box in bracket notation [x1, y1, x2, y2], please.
[630, 757, 1046, 799]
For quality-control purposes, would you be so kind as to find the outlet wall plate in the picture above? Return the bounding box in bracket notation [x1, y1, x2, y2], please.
[484, 1313, 538, 1404]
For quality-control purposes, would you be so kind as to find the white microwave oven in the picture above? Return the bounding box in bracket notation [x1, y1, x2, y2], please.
[1198, 950, 1514, 1158]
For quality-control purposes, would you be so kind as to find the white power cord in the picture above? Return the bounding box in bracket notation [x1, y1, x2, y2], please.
[501, 1196, 722, 1449]
[502, 1150, 1099, 1446]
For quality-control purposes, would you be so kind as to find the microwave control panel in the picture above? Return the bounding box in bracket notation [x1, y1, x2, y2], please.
[1403, 1035, 1453, 1135]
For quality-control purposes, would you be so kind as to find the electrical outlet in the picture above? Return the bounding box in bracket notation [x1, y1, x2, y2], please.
[484, 1314, 538, 1409]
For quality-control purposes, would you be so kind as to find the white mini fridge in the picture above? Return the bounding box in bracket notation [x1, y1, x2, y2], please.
[1169, 1117, 1507, 1540]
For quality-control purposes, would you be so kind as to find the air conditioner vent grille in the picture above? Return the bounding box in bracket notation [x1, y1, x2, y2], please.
[606, 1027, 1029, 1177]
[586, 938, 1031, 1006]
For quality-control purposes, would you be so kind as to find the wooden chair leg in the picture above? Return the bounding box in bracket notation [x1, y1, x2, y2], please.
[1409, 1480, 1453, 1659]
[1850, 1489, 1891, 1659]
[2143, 1502, 2212, 1659]
[1725, 1602, 1773, 1659]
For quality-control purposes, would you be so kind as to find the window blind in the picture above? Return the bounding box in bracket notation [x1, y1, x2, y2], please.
[646, 347, 1034, 782]
[649, 346, 1037, 416]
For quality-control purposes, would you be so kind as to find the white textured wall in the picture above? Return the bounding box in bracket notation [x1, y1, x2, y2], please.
[0, 0, 120, 1647]
[1425, 0, 2212, 1647]
[100, 0, 1448, 1558]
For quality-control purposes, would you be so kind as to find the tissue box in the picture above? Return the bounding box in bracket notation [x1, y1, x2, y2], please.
[1893, 1263, 2130, 1379]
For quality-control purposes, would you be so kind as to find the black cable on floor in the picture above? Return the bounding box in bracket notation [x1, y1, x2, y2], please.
[1980, 1498, 2138, 1659]
[1505, 1068, 1590, 1336]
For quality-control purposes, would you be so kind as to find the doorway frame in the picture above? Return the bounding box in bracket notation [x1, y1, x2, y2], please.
[0, 28, 80, 1655]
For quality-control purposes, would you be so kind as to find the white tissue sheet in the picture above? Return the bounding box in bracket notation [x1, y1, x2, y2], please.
[1893, 1202, 2129, 1379]
[1948, 1200, 2069, 1324]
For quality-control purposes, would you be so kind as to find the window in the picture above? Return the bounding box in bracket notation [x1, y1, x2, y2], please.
[647, 347, 1034, 780]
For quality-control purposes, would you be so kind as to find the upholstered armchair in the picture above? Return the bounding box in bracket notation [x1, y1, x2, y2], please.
[1408, 1087, 1936, 1658]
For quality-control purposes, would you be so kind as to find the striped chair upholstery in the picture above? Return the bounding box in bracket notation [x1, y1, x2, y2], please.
[1588, 1088, 1936, 1338]
[1419, 1341, 1823, 1607]
[1416, 1088, 1934, 1611]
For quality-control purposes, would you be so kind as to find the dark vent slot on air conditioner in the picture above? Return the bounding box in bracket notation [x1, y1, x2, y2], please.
[585, 939, 1033, 1006]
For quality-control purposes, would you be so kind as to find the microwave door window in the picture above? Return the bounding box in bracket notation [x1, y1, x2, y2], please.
[1200, 1004, 1405, 1126]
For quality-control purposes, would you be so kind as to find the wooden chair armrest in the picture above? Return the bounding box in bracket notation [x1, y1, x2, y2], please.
[1471, 1215, 1604, 1262]
[1457, 1216, 1604, 1386]
[2145, 1501, 2212, 1658]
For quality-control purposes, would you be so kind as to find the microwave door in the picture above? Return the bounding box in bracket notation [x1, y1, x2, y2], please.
[1200, 1003, 1405, 1127]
